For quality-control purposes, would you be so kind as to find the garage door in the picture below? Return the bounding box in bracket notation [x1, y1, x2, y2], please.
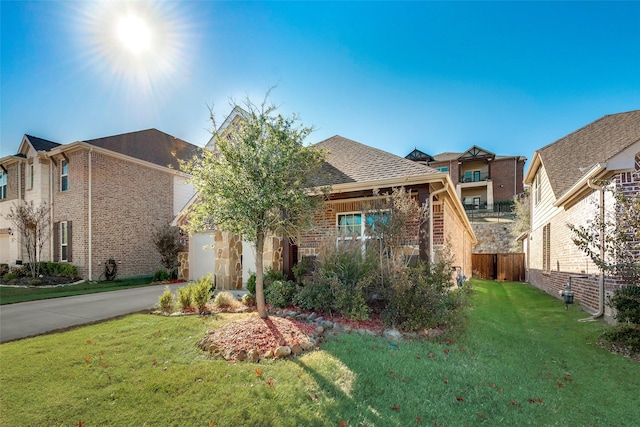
[189, 232, 216, 281]
[0, 235, 9, 265]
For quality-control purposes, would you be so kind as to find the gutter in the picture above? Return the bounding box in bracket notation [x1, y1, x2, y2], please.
[554, 163, 607, 207]
[579, 178, 606, 322]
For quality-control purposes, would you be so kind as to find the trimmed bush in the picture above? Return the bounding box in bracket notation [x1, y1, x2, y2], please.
[158, 286, 175, 313]
[246, 273, 256, 295]
[154, 269, 170, 282]
[192, 274, 213, 312]
[177, 285, 193, 311]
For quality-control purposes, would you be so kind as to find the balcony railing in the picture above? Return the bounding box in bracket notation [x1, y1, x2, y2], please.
[460, 172, 489, 183]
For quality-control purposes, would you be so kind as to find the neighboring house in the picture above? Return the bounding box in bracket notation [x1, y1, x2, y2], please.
[406, 146, 526, 212]
[0, 129, 200, 280]
[522, 110, 640, 319]
[179, 126, 477, 288]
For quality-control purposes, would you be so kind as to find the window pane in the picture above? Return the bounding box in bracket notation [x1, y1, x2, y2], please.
[61, 176, 68, 192]
[61, 222, 67, 245]
[338, 213, 362, 236]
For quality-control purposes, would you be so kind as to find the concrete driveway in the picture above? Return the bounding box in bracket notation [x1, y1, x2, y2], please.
[0, 283, 185, 343]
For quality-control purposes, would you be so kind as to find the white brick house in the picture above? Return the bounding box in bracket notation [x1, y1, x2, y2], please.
[0, 130, 200, 280]
[523, 110, 640, 320]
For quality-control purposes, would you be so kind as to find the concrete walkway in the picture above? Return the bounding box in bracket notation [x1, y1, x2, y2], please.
[0, 283, 187, 343]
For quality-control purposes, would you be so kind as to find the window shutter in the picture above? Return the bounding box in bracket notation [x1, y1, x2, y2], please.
[53, 222, 59, 262]
[67, 221, 73, 262]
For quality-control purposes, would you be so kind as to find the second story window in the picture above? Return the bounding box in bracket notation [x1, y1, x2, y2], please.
[29, 164, 34, 190]
[0, 171, 7, 200]
[533, 172, 541, 205]
[60, 160, 69, 192]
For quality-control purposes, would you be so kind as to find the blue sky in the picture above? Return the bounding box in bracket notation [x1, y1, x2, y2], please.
[2, 1, 639, 167]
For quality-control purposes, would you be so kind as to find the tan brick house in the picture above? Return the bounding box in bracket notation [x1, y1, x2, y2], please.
[0, 129, 200, 280]
[406, 145, 526, 212]
[522, 110, 640, 319]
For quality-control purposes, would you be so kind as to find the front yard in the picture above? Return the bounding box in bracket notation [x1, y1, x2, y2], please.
[0, 279, 638, 426]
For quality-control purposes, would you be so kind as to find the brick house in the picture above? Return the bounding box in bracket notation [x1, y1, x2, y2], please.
[522, 110, 640, 319]
[406, 146, 526, 211]
[0, 129, 200, 280]
[179, 131, 477, 288]
[297, 136, 477, 278]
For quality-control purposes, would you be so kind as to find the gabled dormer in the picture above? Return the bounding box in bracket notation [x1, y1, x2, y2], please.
[457, 145, 495, 163]
[405, 148, 434, 163]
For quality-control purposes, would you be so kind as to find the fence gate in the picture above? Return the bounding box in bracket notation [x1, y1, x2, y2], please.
[472, 253, 525, 282]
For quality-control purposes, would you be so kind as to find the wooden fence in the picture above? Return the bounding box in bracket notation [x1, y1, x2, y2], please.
[472, 253, 525, 282]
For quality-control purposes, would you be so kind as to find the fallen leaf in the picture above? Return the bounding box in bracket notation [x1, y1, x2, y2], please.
[76, 422, 86, 427]
[267, 378, 274, 387]
[456, 397, 465, 402]
[86, 339, 92, 344]
[557, 382, 564, 388]
[477, 413, 485, 419]
[443, 376, 449, 384]
[339, 421, 348, 427]
[443, 348, 450, 355]
[415, 416, 422, 422]
[509, 400, 520, 407]
[391, 404, 400, 411]
[490, 383, 496, 388]
[527, 398, 543, 403]
[84, 355, 90, 362]
[429, 352, 435, 359]
[563, 377, 574, 382]
[498, 387, 504, 393]
[256, 368, 262, 377]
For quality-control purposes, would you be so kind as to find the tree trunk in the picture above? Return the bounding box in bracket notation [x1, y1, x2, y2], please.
[255, 228, 268, 318]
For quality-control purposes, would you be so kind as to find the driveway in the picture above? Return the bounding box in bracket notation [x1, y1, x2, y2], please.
[0, 283, 185, 343]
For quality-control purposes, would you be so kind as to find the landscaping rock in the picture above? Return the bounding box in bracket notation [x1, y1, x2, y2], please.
[236, 350, 247, 361]
[315, 325, 325, 335]
[247, 349, 260, 361]
[383, 329, 403, 341]
[274, 346, 292, 358]
[291, 343, 304, 355]
[300, 341, 314, 351]
[263, 350, 274, 359]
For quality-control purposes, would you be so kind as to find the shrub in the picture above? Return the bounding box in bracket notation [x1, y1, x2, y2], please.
[3, 273, 18, 281]
[246, 273, 256, 295]
[192, 274, 213, 312]
[242, 293, 256, 306]
[264, 268, 287, 286]
[609, 285, 640, 325]
[213, 291, 237, 308]
[154, 269, 170, 282]
[176, 285, 193, 311]
[602, 325, 640, 355]
[158, 286, 175, 313]
[27, 262, 78, 278]
[265, 280, 297, 308]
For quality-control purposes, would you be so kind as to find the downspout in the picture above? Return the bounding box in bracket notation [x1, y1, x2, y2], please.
[88, 149, 93, 280]
[49, 158, 54, 260]
[429, 183, 449, 263]
[580, 179, 605, 321]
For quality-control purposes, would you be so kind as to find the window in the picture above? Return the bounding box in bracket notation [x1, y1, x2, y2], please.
[29, 164, 34, 190]
[60, 221, 69, 262]
[435, 166, 449, 173]
[0, 171, 6, 200]
[60, 160, 68, 192]
[542, 223, 551, 272]
[473, 170, 481, 181]
[464, 171, 472, 182]
[337, 212, 390, 242]
[473, 197, 481, 210]
[534, 172, 541, 205]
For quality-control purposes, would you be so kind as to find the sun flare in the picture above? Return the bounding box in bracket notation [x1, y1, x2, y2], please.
[115, 14, 152, 55]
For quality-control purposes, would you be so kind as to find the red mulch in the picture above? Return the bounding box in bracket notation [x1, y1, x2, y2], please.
[202, 315, 317, 358]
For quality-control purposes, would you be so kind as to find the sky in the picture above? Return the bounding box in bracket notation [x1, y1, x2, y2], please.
[1, 1, 639, 168]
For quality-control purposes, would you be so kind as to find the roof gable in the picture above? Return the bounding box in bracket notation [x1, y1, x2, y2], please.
[83, 129, 201, 170]
[405, 148, 433, 162]
[22, 135, 61, 153]
[458, 145, 495, 161]
[311, 135, 439, 186]
[536, 110, 640, 199]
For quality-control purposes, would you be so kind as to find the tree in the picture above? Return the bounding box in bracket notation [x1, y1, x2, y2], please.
[182, 96, 326, 318]
[568, 180, 640, 284]
[152, 223, 182, 277]
[4, 201, 51, 278]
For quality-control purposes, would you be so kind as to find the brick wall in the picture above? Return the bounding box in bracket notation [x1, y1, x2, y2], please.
[492, 157, 525, 202]
[527, 151, 640, 314]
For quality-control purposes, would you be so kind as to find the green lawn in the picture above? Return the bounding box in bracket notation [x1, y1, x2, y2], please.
[0, 277, 156, 305]
[0, 279, 638, 426]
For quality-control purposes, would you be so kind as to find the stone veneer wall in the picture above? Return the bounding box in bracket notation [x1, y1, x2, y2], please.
[472, 222, 517, 254]
[214, 231, 242, 290]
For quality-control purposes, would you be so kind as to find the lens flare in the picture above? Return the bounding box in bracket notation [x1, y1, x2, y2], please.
[70, 1, 196, 99]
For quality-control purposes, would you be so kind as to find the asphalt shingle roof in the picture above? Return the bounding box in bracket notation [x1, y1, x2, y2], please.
[537, 110, 640, 199]
[311, 135, 438, 186]
[25, 135, 61, 152]
[83, 129, 201, 170]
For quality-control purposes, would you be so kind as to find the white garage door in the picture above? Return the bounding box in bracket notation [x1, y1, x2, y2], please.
[189, 233, 216, 281]
[0, 235, 9, 265]
[242, 241, 256, 285]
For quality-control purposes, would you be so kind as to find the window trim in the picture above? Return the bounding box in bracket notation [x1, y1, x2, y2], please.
[534, 172, 541, 206]
[0, 170, 7, 200]
[60, 221, 69, 262]
[60, 160, 69, 192]
[28, 163, 34, 190]
[336, 211, 390, 242]
[542, 223, 551, 272]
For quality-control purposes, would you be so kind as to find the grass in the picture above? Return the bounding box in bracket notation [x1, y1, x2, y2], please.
[0, 277, 155, 305]
[1, 279, 638, 426]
